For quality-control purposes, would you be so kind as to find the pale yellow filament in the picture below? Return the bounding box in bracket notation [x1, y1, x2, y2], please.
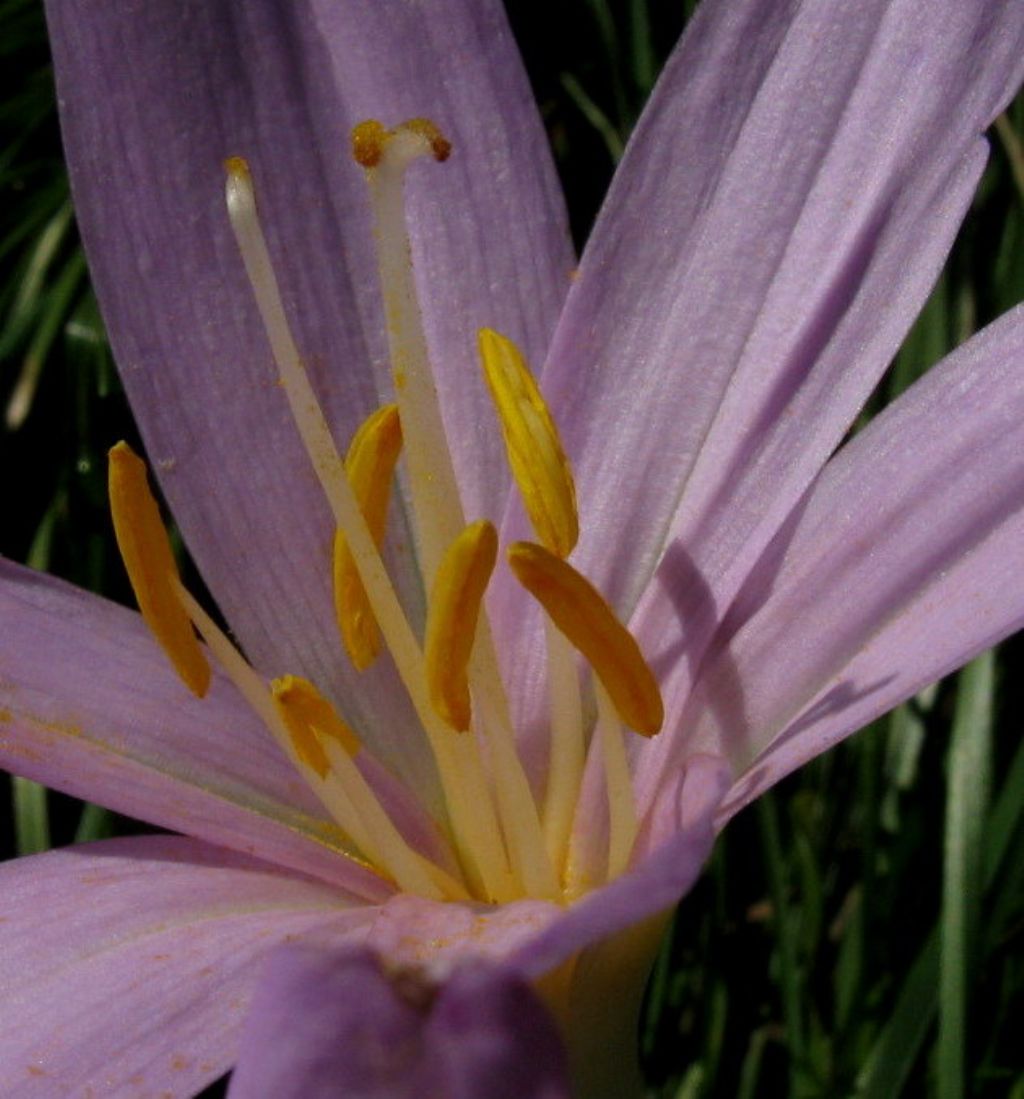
[541, 616, 586, 880]
[595, 682, 638, 882]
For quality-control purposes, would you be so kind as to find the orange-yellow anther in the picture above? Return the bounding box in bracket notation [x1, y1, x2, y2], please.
[351, 120, 388, 167]
[425, 520, 499, 732]
[507, 542, 664, 737]
[333, 405, 403, 670]
[272, 675, 361, 779]
[350, 118, 451, 169]
[108, 442, 210, 698]
[224, 156, 252, 183]
[479, 328, 578, 558]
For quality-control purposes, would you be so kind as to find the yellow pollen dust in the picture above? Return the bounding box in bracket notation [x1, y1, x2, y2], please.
[507, 542, 664, 737]
[108, 442, 210, 698]
[425, 520, 499, 732]
[333, 403, 403, 670]
[479, 327, 578, 558]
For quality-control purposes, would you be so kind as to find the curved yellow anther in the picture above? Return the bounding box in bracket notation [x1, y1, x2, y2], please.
[507, 542, 663, 736]
[351, 118, 451, 169]
[108, 442, 210, 698]
[479, 328, 578, 558]
[351, 120, 388, 168]
[271, 675, 361, 779]
[333, 404, 403, 670]
[425, 520, 498, 732]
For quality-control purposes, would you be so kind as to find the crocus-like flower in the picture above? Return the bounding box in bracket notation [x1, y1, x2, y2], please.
[4, 0, 1024, 1096]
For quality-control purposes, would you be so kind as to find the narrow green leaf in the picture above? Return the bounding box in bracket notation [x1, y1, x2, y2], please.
[855, 932, 940, 1099]
[559, 72, 625, 163]
[6, 247, 86, 428]
[629, 0, 656, 94]
[857, 670, 1022, 1099]
[12, 775, 50, 855]
[75, 802, 115, 844]
[939, 651, 995, 1099]
[757, 793, 806, 1091]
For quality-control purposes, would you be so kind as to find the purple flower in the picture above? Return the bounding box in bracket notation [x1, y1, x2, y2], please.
[3, 1, 1024, 1096]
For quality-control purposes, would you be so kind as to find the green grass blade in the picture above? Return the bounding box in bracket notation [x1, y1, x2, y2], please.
[857, 661, 1021, 1099]
[757, 793, 806, 1091]
[74, 802, 114, 843]
[939, 651, 995, 1099]
[559, 72, 625, 163]
[855, 931, 940, 1098]
[11, 775, 50, 854]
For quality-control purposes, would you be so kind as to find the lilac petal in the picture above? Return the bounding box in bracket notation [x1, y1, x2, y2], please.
[0, 836, 375, 1097]
[426, 964, 570, 1099]
[45, 0, 571, 778]
[0, 559, 391, 900]
[657, 306, 1024, 817]
[364, 893, 559, 977]
[229, 947, 570, 1099]
[493, 0, 1024, 741]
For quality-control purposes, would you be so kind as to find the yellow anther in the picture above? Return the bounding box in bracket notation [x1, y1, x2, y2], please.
[108, 442, 210, 698]
[425, 520, 498, 732]
[507, 542, 664, 737]
[271, 675, 361, 780]
[224, 156, 252, 183]
[479, 328, 578, 558]
[351, 120, 387, 167]
[333, 405, 403, 670]
[351, 118, 451, 169]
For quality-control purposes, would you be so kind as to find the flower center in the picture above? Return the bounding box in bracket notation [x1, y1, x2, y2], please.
[108, 119, 663, 907]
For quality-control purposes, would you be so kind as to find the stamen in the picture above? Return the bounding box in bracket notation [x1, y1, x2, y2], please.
[170, 580, 385, 881]
[427, 522, 561, 899]
[108, 442, 210, 698]
[507, 542, 664, 736]
[226, 156, 514, 903]
[425, 520, 498, 732]
[333, 404, 403, 670]
[479, 328, 578, 558]
[352, 118, 465, 582]
[271, 674, 361, 759]
[541, 617, 586, 878]
[272, 676, 446, 901]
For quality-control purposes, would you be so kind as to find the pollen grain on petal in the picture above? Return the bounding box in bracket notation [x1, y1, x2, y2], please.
[479, 328, 578, 558]
[334, 404, 404, 670]
[108, 442, 210, 698]
[507, 542, 663, 737]
[425, 520, 499, 732]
